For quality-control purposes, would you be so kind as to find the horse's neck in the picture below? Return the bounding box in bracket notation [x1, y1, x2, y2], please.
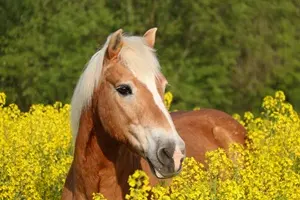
[73, 108, 142, 199]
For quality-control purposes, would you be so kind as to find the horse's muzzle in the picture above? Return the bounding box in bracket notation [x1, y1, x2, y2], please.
[147, 140, 185, 179]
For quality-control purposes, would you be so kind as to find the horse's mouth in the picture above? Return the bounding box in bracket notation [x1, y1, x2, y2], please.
[146, 158, 181, 179]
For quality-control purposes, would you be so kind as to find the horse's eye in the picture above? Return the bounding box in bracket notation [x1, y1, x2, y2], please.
[116, 84, 132, 96]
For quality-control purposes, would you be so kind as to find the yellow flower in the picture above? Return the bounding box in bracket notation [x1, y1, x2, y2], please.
[0, 92, 6, 106]
[193, 107, 200, 111]
[164, 92, 173, 110]
[0, 93, 72, 199]
[274, 90, 285, 102]
[1, 90, 299, 200]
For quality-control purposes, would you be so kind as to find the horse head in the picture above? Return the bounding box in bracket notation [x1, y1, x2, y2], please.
[72, 28, 186, 179]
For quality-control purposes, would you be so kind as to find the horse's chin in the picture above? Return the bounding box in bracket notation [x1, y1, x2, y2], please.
[146, 158, 180, 179]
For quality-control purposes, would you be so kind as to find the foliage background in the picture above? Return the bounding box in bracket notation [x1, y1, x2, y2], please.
[1, 0, 300, 114]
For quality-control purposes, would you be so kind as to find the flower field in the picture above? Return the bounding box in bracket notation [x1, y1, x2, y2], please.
[0, 93, 73, 199]
[1, 91, 300, 200]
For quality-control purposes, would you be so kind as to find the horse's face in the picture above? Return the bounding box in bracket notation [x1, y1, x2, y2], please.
[96, 29, 185, 179]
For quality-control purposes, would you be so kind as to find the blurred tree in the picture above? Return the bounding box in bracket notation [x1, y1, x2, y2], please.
[0, 0, 114, 109]
[0, 0, 299, 114]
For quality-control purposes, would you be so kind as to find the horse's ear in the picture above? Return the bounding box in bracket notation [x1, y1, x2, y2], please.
[143, 27, 157, 48]
[105, 29, 123, 60]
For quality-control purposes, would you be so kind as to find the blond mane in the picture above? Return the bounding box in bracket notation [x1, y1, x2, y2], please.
[71, 34, 161, 141]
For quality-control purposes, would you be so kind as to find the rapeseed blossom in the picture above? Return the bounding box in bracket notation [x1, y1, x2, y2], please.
[0, 93, 72, 199]
[164, 92, 173, 110]
[0, 91, 299, 199]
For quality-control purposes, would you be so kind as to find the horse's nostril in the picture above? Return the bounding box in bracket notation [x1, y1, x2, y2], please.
[158, 147, 173, 164]
[162, 148, 172, 158]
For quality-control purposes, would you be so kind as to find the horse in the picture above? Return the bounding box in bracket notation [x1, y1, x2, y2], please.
[61, 28, 246, 200]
